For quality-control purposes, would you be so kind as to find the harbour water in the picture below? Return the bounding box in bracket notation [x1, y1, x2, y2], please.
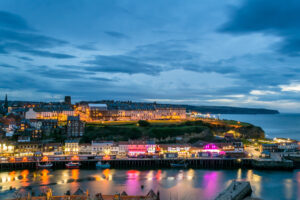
[0, 168, 299, 200]
[221, 113, 300, 140]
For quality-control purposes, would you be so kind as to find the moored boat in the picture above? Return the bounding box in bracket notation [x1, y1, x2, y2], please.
[96, 161, 110, 169]
[66, 162, 81, 169]
[37, 162, 53, 169]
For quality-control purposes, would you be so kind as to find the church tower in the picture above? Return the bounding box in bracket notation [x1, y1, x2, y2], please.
[4, 94, 8, 109]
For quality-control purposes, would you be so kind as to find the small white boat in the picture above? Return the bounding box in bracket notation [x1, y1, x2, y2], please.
[37, 162, 53, 169]
[96, 161, 110, 169]
[66, 162, 81, 169]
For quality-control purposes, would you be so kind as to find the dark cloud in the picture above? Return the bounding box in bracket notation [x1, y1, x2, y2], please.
[0, 11, 32, 31]
[23, 49, 75, 59]
[84, 55, 163, 75]
[0, 42, 75, 59]
[0, 63, 17, 69]
[83, 40, 237, 76]
[16, 56, 33, 61]
[0, 29, 67, 48]
[219, 0, 300, 56]
[104, 31, 129, 39]
[76, 43, 98, 51]
[27, 66, 94, 79]
[0, 11, 74, 59]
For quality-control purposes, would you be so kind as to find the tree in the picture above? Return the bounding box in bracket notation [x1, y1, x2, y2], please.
[138, 120, 150, 127]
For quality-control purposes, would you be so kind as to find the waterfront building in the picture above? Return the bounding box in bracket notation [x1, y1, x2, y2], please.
[127, 140, 148, 157]
[277, 142, 298, 152]
[66, 116, 85, 138]
[259, 143, 278, 153]
[42, 143, 63, 155]
[0, 142, 15, 156]
[159, 144, 191, 158]
[64, 139, 79, 155]
[92, 141, 114, 155]
[79, 143, 92, 155]
[15, 142, 41, 156]
[118, 141, 129, 157]
[127, 140, 157, 157]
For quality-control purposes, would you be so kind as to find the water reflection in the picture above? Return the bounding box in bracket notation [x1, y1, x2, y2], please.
[40, 169, 50, 185]
[202, 171, 221, 200]
[246, 170, 262, 197]
[284, 178, 293, 200]
[0, 169, 298, 200]
[126, 170, 141, 195]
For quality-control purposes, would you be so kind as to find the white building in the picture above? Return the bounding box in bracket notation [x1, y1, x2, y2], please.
[25, 108, 75, 121]
[65, 139, 79, 155]
[79, 143, 92, 155]
[91, 141, 114, 155]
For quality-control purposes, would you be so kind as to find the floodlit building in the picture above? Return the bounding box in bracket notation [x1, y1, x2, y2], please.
[91, 141, 114, 155]
[65, 139, 79, 155]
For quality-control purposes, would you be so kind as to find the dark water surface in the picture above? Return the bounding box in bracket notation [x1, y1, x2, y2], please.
[0, 168, 299, 200]
[221, 113, 300, 140]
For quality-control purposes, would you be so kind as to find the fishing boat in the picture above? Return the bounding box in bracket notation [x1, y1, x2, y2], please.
[37, 162, 53, 169]
[96, 161, 110, 169]
[170, 161, 188, 168]
[66, 162, 81, 169]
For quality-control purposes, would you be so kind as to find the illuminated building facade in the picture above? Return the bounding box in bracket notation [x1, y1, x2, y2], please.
[64, 139, 79, 155]
[159, 144, 191, 158]
[15, 142, 41, 156]
[25, 108, 75, 121]
[92, 141, 115, 155]
[0, 142, 15, 156]
[117, 108, 186, 121]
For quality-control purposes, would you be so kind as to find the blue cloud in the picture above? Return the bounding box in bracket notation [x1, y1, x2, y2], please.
[0, 11, 32, 31]
[219, 0, 300, 56]
[104, 31, 129, 39]
[0, 11, 74, 59]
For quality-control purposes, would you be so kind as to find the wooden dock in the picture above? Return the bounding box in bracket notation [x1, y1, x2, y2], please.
[0, 157, 293, 171]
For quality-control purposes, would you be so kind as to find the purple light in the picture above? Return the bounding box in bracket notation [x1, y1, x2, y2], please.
[204, 143, 218, 150]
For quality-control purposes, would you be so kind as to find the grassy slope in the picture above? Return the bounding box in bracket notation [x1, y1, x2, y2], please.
[82, 119, 265, 143]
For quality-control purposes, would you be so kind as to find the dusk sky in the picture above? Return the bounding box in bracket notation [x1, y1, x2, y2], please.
[0, 0, 300, 112]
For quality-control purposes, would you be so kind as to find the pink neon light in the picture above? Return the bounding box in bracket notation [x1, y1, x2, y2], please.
[204, 143, 219, 150]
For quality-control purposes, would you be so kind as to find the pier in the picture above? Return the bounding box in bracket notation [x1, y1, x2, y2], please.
[215, 180, 252, 200]
[0, 157, 271, 171]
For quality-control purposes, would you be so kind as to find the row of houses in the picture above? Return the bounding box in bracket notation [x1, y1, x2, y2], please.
[0, 140, 245, 158]
[64, 140, 245, 158]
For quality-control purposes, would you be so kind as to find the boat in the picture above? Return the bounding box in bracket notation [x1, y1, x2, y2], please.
[96, 161, 110, 169]
[37, 162, 53, 169]
[170, 160, 188, 168]
[66, 162, 81, 169]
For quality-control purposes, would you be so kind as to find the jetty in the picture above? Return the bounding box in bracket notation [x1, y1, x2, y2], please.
[215, 180, 252, 200]
[252, 158, 293, 170]
[0, 157, 295, 171]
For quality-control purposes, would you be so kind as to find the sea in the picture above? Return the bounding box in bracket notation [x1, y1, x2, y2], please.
[0, 113, 299, 200]
[220, 113, 300, 140]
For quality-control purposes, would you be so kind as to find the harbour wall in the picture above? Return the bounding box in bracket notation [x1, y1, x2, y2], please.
[0, 158, 294, 171]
